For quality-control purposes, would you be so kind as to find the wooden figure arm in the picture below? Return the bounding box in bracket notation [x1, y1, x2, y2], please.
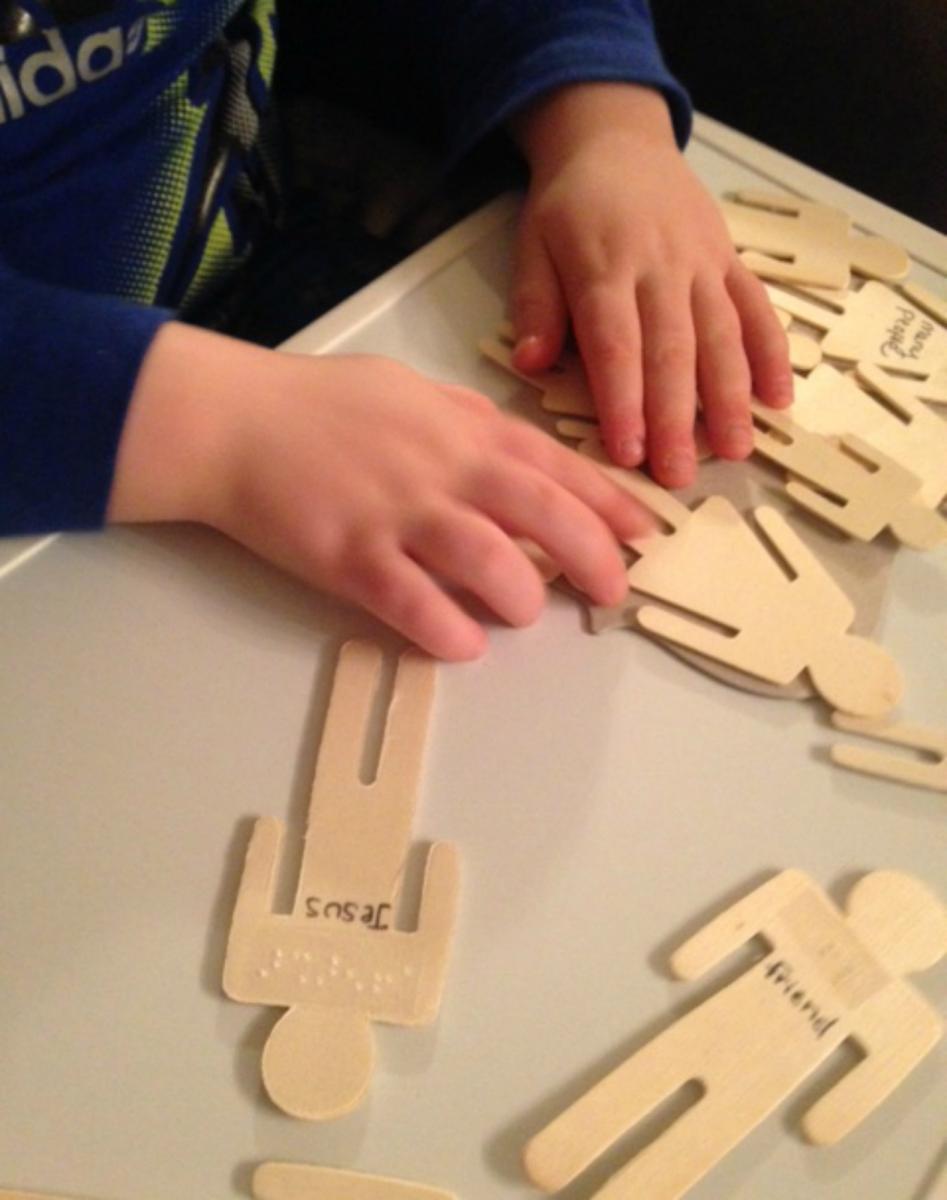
[409, 841, 462, 1023]
[669, 870, 813, 980]
[232, 816, 284, 922]
[765, 284, 838, 331]
[847, 234, 910, 282]
[752, 505, 847, 593]
[901, 281, 947, 327]
[800, 989, 942, 1145]
[855, 362, 930, 424]
[635, 604, 745, 666]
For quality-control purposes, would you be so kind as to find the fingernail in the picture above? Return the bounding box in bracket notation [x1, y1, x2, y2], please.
[616, 436, 644, 467]
[513, 334, 543, 368]
[661, 451, 695, 487]
[724, 424, 754, 458]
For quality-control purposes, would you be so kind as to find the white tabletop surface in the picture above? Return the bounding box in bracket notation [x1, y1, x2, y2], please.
[1, 120, 946, 1200]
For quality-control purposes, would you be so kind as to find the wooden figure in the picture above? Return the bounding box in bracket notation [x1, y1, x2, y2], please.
[789, 362, 947, 509]
[749, 401, 947, 550]
[766, 281, 947, 390]
[721, 190, 909, 289]
[603, 456, 904, 716]
[831, 713, 947, 793]
[253, 1162, 456, 1200]
[523, 868, 947, 1200]
[222, 640, 460, 1120]
[576, 439, 895, 703]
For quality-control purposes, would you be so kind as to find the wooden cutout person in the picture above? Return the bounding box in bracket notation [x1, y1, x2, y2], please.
[831, 713, 947, 794]
[223, 640, 460, 1120]
[254, 1162, 456, 1200]
[766, 281, 947, 393]
[524, 868, 947, 1200]
[611, 466, 903, 716]
[791, 362, 947, 509]
[722, 190, 909, 289]
[749, 401, 947, 550]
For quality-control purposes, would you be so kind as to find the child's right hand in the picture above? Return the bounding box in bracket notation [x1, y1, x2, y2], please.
[109, 322, 649, 659]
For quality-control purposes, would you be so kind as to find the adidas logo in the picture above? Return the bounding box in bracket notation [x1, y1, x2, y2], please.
[0, 18, 145, 122]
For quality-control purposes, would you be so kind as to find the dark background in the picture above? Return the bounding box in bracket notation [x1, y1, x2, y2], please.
[652, 1, 947, 233]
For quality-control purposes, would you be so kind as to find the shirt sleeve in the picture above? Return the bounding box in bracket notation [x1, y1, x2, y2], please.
[0, 258, 171, 537]
[383, 0, 692, 159]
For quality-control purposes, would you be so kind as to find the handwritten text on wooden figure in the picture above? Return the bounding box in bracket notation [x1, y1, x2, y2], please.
[767, 281, 947, 384]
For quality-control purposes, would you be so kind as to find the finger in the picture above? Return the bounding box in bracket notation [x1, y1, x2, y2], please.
[339, 545, 487, 662]
[494, 418, 654, 543]
[438, 382, 498, 416]
[511, 216, 569, 372]
[474, 462, 629, 607]
[569, 278, 645, 469]
[406, 506, 547, 629]
[726, 261, 794, 408]
[691, 272, 754, 461]
[638, 275, 698, 488]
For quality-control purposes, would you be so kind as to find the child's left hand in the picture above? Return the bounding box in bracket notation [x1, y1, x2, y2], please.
[509, 83, 793, 489]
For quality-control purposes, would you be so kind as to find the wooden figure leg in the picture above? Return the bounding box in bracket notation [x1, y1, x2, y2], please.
[294, 642, 436, 916]
[523, 1029, 698, 1193]
[590, 1092, 758, 1200]
[831, 714, 947, 793]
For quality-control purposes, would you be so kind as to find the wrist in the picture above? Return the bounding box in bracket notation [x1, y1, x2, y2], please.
[107, 321, 263, 528]
[510, 82, 675, 180]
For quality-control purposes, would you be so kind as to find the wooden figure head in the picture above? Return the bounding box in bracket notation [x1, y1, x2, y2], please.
[845, 871, 947, 977]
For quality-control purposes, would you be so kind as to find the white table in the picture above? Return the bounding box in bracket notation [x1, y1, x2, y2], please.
[2, 117, 945, 1200]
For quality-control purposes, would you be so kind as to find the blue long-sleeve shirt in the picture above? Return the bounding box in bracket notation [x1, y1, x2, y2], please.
[0, 0, 690, 535]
